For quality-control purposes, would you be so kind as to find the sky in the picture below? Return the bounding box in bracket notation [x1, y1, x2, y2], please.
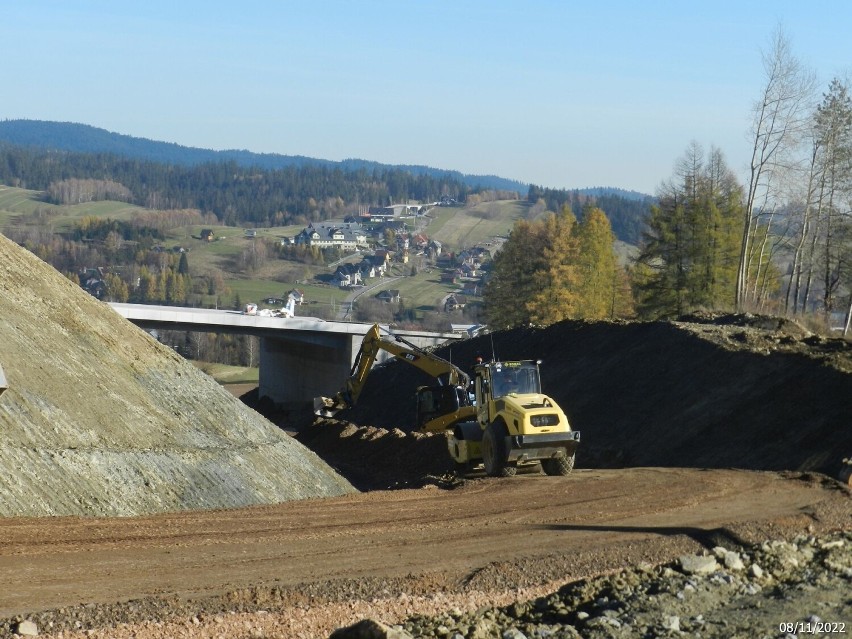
[1, 1, 850, 195]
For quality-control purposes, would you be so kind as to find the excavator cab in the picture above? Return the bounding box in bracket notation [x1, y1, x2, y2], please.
[415, 384, 473, 432]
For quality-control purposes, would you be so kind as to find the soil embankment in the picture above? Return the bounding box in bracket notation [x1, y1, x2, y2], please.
[0, 233, 354, 517]
[310, 315, 851, 489]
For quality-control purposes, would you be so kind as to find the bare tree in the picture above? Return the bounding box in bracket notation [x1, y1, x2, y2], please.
[736, 27, 816, 310]
[783, 78, 852, 319]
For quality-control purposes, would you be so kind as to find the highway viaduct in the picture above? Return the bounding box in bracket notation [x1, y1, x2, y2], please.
[109, 303, 464, 406]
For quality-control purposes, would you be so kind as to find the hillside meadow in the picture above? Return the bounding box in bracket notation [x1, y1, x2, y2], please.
[0, 186, 504, 319]
[0, 185, 643, 320]
[0, 185, 144, 229]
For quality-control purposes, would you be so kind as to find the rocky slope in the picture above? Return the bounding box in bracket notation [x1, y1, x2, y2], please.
[342, 529, 852, 639]
[0, 233, 355, 516]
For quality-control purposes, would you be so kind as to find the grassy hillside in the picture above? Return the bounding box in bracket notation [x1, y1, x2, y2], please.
[193, 362, 259, 385]
[426, 200, 529, 247]
[0, 185, 145, 230]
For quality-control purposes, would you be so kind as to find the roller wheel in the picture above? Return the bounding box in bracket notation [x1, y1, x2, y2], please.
[482, 422, 516, 477]
[541, 453, 575, 476]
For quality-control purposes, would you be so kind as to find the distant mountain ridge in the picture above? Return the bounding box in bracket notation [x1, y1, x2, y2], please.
[0, 119, 530, 193]
[0, 119, 650, 199]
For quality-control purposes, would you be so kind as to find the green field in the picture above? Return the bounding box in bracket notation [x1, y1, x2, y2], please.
[425, 200, 529, 247]
[192, 362, 259, 384]
[0, 185, 145, 230]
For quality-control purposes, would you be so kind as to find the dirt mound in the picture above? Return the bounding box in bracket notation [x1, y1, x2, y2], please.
[0, 233, 355, 516]
[295, 419, 457, 490]
[301, 315, 851, 484]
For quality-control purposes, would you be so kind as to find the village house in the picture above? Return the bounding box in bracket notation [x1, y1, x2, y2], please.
[440, 270, 459, 284]
[79, 267, 107, 299]
[368, 204, 423, 219]
[462, 280, 482, 296]
[287, 289, 306, 305]
[334, 263, 363, 287]
[357, 256, 383, 278]
[294, 221, 368, 251]
[375, 289, 401, 304]
[444, 294, 467, 312]
[426, 240, 442, 258]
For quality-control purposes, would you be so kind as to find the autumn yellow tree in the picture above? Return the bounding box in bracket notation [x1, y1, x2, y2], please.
[574, 207, 617, 319]
[485, 204, 632, 327]
[103, 272, 129, 302]
[526, 205, 581, 324]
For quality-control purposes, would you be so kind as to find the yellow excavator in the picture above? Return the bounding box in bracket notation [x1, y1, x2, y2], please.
[314, 324, 580, 477]
[314, 323, 476, 433]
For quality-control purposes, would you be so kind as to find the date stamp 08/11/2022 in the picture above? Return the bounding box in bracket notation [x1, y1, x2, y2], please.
[779, 621, 847, 635]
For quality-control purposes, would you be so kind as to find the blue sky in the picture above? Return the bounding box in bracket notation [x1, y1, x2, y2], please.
[1, 1, 849, 194]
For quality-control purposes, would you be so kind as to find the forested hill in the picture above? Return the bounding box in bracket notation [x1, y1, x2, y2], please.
[0, 119, 653, 242]
[0, 143, 474, 227]
[0, 119, 527, 193]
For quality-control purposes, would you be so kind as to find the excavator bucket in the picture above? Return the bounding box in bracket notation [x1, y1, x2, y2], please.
[313, 395, 342, 418]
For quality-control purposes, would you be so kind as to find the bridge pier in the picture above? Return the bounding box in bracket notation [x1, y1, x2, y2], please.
[259, 333, 359, 406]
[109, 303, 463, 408]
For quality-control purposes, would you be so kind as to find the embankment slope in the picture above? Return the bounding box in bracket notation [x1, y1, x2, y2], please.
[0, 233, 355, 517]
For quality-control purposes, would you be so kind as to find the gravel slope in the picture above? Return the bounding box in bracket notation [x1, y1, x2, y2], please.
[0, 233, 355, 516]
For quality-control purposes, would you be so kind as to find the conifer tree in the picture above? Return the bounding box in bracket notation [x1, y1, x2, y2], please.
[634, 144, 742, 318]
[526, 205, 580, 325]
[483, 219, 548, 329]
[575, 207, 617, 319]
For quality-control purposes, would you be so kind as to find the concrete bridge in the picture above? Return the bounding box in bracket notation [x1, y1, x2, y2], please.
[109, 303, 463, 406]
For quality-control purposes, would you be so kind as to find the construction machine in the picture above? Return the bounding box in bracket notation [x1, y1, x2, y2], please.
[314, 324, 580, 476]
[0, 363, 7, 398]
[314, 323, 476, 433]
[449, 358, 579, 476]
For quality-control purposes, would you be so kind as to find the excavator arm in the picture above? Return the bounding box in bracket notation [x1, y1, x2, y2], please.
[314, 323, 470, 420]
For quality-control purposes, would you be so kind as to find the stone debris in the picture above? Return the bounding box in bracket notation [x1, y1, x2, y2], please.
[12, 620, 38, 637]
[370, 530, 852, 639]
[329, 618, 413, 639]
[678, 553, 718, 575]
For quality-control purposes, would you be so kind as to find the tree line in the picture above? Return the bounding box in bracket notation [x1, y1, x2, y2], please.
[734, 30, 851, 329]
[526, 184, 652, 245]
[484, 205, 633, 328]
[0, 144, 474, 227]
[486, 29, 851, 334]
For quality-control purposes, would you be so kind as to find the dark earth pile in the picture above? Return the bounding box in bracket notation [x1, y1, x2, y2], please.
[292, 314, 852, 490]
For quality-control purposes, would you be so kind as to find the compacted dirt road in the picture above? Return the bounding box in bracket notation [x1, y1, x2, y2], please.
[1, 467, 848, 638]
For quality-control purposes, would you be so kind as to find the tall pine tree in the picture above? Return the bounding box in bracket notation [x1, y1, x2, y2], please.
[483, 219, 548, 329]
[634, 143, 743, 318]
